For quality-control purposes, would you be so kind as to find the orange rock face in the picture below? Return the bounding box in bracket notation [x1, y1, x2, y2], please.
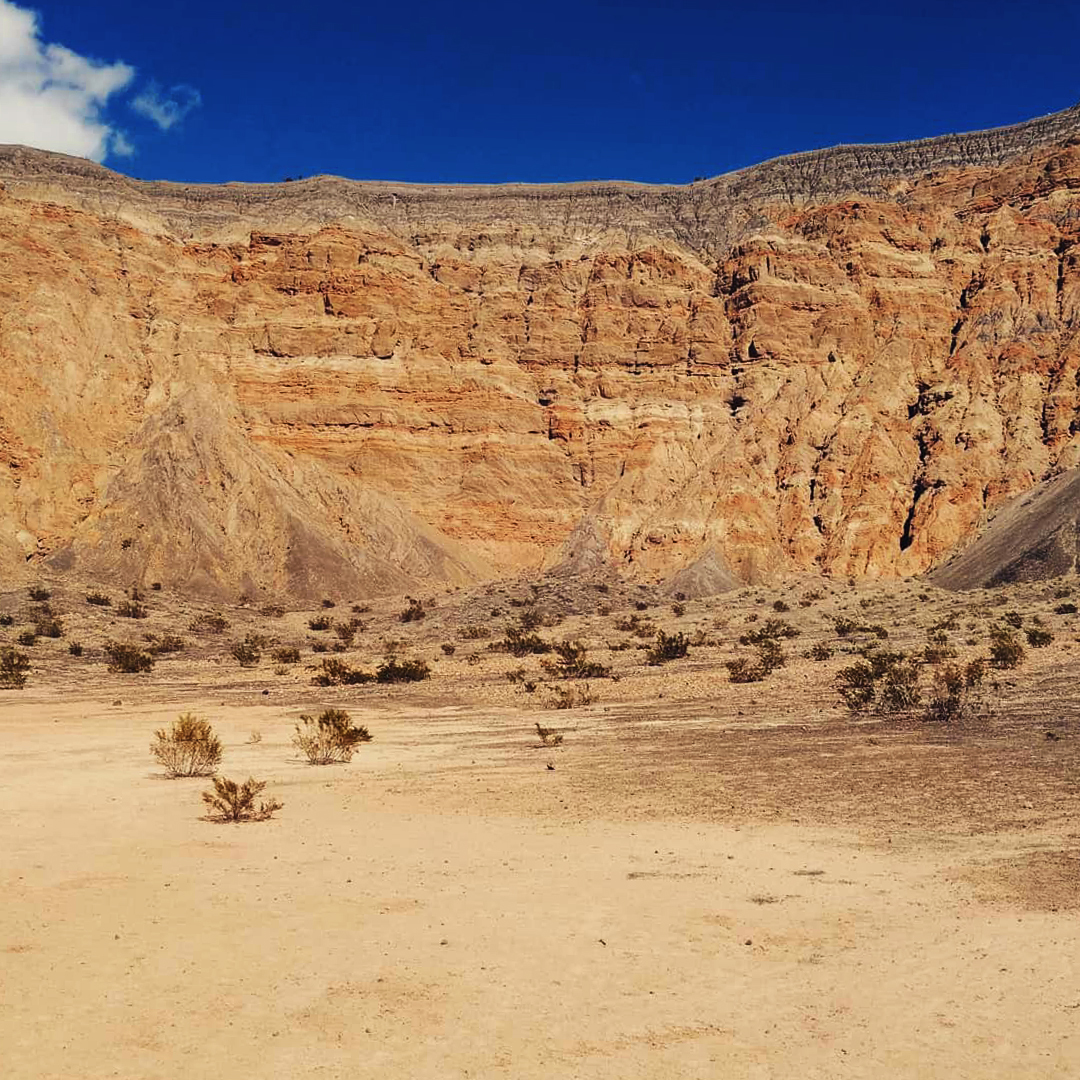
[1, 112, 1079, 598]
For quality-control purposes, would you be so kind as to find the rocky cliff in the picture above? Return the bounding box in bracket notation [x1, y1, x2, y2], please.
[2, 102, 1080, 599]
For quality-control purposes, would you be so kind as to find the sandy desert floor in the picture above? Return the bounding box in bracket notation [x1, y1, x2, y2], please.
[2, 576, 1079, 1078]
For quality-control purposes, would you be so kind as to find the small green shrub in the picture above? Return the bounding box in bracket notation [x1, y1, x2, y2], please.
[293, 707, 372, 764]
[145, 633, 185, 655]
[376, 658, 431, 683]
[726, 657, 765, 683]
[0, 648, 30, 689]
[34, 615, 63, 638]
[836, 650, 920, 714]
[809, 641, 833, 661]
[1003, 610, 1024, 629]
[646, 631, 691, 666]
[151, 714, 222, 777]
[104, 641, 155, 673]
[461, 625, 488, 640]
[502, 625, 551, 657]
[772, 599, 790, 613]
[202, 776, 282, 822]
[334, 622, 357, 645]
[739, 619, 800, 646]
[441, 642, 456, 656]
[546, 683, 592, 709]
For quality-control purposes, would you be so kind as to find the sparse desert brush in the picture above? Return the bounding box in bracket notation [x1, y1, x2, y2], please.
[116, 600, 148, 619]
[86, 591, 112, 606]
[189, 612, 230, 634]
[922, 660, 988, 723]
[440, 642, 456, 656]
[671, 602, 686, 617]
[1054, 602, 1077, 615]
[465, 652, 482, 666]
[400, 597, 426, 623]
[772, 599, 790, 613]
[542, 640, 611, 679]
[502, 625, 552, 657]
[1025, 626, 1054, 647]
[1003, 610, 1024, 628]
[321, 598, 336, 609]
[28, 586, 51, 602]
[726, 656, 765, 683]
[835, 650, 921, 715]
[376, 657, 430, 683]
[808, 641, 834, 661]
[506, 667, 527, 683]
[104, 641, 155, 673]
[202, 776, 282, 822]
[989, 625, 1025, 669]
[293, 707, 372, 764]
[230, 634, 266, 667]
[311, 640, 329, 653]
[333, 621, 356, 645]
[546, 683, 593, 709]
[312, 657, 375, 686]
[17, 630, 38, 647]
[0, 613, 13, 627]
[535, 722, 563, 746]
[518, 607, 543, 630]
[145, 633, 185, 654]
[68, 641, 84, 656]
[645, 630, 690, 666]
[0, 647, 30, 689]
[151, 713, 223, 777]
[307, 614, 332, 631]
[271, 645, 301, 664]
[739, 619, 800, 646]
[461, 625, 487, 640]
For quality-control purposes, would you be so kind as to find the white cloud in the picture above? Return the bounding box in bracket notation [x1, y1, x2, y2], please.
[131, 81, 201, 131]
[0, 0, 135, 161]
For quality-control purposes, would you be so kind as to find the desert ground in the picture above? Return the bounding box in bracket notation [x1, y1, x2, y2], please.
[2, 575, 1079, 1078]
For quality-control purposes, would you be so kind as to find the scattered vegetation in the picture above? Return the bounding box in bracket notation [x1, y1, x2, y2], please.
[86, 592, 112, 606]
[151, 714, 223, 777]
[1025, 626, 1054, 648]
[542, 640, 610, 679]
[17, 630, 38, 647]
[271, 646, 301, 664]
[230, 635, 263, 667]
[312, 658, 375, 686]
[400, 597, 426, 623]
[307, 614, 332, 631]
[0, 648, 30, 689]
[145, 633, 185, 655]
[988, 625, 1025, 669]
[202, 777, 283, 822]
[546, 683, 593, 709]
[502, 624, 552, 657]
[116, 601, 148, 619]
[293, 707, 372, 764]
[104, 641, 155, 673]
[189, 612, 230, 634]
[535, 722, 563, 747]
[376, 658, 431, 683]
[645, 630, 690, 666]
[33, 614, 63, 638]
[28, 586, 51, 602]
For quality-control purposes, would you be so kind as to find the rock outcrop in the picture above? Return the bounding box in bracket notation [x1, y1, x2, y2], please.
[2, 102, 1080, 598]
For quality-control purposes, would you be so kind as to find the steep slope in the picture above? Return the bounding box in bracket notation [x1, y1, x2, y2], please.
[1, 104, 1080, 598]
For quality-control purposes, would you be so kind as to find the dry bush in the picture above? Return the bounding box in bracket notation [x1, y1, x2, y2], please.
[151, 713, 223, 777]
[441, 642, 456, 656]
[739, 619, 800, 646]
[400, 597, 426, 623]
[726, 657, 765, 683]
[104, 641, 155, 673]
[272, 646, 301, 664]
[293, 707, 372, 764]
[145, 633, 185, 655]
[116, 601, 148, 619]
[808, 641, 834, 661]
[502, 625, 552, 657]
[835, 650, 921, 715]
[86, 592, 112, 607]
[646, 630, 690, 666]
[307, 614, 332, 631]
[28, 586, 51, 602]
[0, 647, 30, 689]
[230, 635, 263, 667]
[376, 658, 430, 683]
[190, 612, 230, 634]
[334, 622, 357, 645]
[17, 630, 38, 647]
[0, 614, 12, 627]
[312, 658, 375, 686]
[543, 640, 610, 679]
[922, 660, 987, 723]
[68, 642, 84, 656]
[1025, 626, 1054, 647]
[202, 777, 282, 822]
[546, 683, 593, 709]
[989, 625, 1025, 669]
[461, 625, 487, 640]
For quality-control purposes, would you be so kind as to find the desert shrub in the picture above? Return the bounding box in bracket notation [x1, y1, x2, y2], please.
[1025, 626, 1054, 648]
[506, 667, 527, 683]
[671, 602, 686, 617]
[272, 646, 301, 664]
[757, 639, 786, 673]
[922, 638, 957, 664]
[400, 597, 426, 623]
[190, 612, 230, 633]
[634, 600, 649, 611]
[376, 658, 431, 683]
[293, 707, 372, 764]
[116, 601, 147, 619]
[646, 630, 690, 666]
[989, 625, 1025, 669]
[104, 641, 155, 673]
[0, 648, 30, 689]
[440, 642, 456, 656]
[877, 659, 922, 712]
[202, 777, 282, 822]
[321, 598, 336, 609]
[312, 658, 375, 686]
[833, 616, 858, 637]
[726, 657, 765, 683]
[535, 722, 563, 747]
[809, 641, 834, 661]
[334, 622, 357, 645]
[739, 619, 800, 646]
[1054, 602, 1077, 615]
[260, 604, 285, 618]
[836, 650, 920, 714]
[151, 582, 162, 591]
[307, 615, 332, 631]
[34, 615, 63, 638]
[86, 592, 112, 606]
[503, 625, 551, 657]
[230, 636, 262, 667]
[68, 642, 83, 656]
[515, 607, 542, 630]
[461, 625, 487, 640]
[543, 640, 610, 679]
[151, 714, 222, 777]
[145, 633, 184, 655]
[772, 599, 790, 613]
[0, 614, 12, 626]
[922, 660, 988, 723]
[17, 631, 37, 647]
[546, 683, 593, 709]
[1003, 610, 1024, 628]
[28, 586, 51, 602]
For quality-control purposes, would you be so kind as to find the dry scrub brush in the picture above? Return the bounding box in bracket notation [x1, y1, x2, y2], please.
[293, 708, 372, 764]
[151, 713, 223, 777]
[0, 647, 30, 689]
[202, 777, 282, 822]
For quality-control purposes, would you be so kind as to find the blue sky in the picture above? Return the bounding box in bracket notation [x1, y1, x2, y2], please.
[1, 0, 1078, 184]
